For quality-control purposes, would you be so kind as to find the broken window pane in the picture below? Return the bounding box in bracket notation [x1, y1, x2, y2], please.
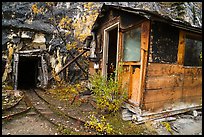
[184, 37, 202, 66]
[123, 27, 141, 61]
[151, 22, 179, 63]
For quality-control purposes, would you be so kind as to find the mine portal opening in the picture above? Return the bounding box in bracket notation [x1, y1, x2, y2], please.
[17, 56, 40, 90]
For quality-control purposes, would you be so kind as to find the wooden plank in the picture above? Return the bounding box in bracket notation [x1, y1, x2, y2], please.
[121, 65, 130, 95]
[128, 65, 133, 99]
[182, 96, 202, 105]
[118, 31, 123, 63]
[183, 75, 202, 88]
[146, 75, 184, 89]
[41, 55, 48, 87]
[184, 67, 202, 76]
[143, 99, 182, 112]
[122, 62, 141, 66]
[141, 20, 150, 51]
[177, 30, 185, 65]
[138, 20, 150, 106]
[182, 86, 202, 97]
[49, 50, 87, 81]
[130, 67, 140, 103]
[143, 87, 183, 103]
[143, 98, 202, 112]
[117, 31, 123, 82]
[147, 63, 184, 77]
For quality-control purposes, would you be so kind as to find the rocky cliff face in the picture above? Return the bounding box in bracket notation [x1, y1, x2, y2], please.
[2, 2, 202, 46]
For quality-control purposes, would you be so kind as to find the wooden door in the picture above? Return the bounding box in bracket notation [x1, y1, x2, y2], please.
[119, 21, 150, 106]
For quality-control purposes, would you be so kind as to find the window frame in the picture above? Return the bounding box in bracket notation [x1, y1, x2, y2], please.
[122, 24, 142, 63]
[177, 30, 202, 68]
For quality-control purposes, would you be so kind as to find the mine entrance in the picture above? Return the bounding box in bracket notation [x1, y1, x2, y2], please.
[17, 56, 40, 89]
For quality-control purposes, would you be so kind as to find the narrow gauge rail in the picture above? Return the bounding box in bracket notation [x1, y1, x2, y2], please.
[2, 93, 31, 120]
[3, 88, 96, 135]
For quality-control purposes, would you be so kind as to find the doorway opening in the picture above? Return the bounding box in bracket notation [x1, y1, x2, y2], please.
[107, 27, 118, 79]
[103, 23, 119, 80]
[17, 56, 40, 89]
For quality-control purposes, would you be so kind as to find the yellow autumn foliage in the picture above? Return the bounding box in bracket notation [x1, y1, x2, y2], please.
[66, 42, 78, 50]
[58, 16, 72, 29]
[72, 2, 99, 42]
[31, 4, 39, 14]
[31, 3, 44, 15]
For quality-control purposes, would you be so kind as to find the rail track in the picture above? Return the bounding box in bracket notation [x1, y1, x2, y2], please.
[2, 88, 96, 135]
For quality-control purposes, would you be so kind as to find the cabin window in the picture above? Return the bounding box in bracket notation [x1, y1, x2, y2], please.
[151, 22, 179, 63]
[184, 35, 202, 66]
[123, 27, 141, 61]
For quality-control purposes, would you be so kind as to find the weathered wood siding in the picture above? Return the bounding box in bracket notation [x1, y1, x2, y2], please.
[89, 8, 146, 75]
[143, 63, 202, 111]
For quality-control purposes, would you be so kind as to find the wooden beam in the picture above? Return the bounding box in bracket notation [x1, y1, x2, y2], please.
[49, 50, 87, 81]
[147, 63, 184, 77]
[177, 30, 185, 65]
[67, 50, 88, 76]
[138, 20, 150, 106]
[144, 87, 183, 104]
[184, 67, 202, 76]
[146, 75, 184, 89]
[183, 75, 202, 88]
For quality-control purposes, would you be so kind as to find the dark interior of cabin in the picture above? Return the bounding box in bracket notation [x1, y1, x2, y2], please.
[17, 56, 40, 90]
[107, 27, 118, 79]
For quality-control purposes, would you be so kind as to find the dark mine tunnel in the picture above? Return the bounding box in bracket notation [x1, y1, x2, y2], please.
[17, 56, 40, 90]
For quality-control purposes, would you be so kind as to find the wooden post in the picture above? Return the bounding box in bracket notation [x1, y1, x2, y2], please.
[13, 53, 19, 90]
[138, 20, 150, 106]
[177, 31, 185, 65]
[49, 50, 87, 81]
[41, 55, 48, 87]
[117, 31, 123, 83]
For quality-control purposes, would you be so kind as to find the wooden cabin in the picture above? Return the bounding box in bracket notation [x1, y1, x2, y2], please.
[88, 4, 202, 112]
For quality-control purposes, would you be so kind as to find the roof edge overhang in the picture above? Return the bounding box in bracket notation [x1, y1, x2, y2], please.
[92, 4, 202, 35]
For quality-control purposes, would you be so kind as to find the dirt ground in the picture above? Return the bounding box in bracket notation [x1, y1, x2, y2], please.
[2, 89, 202, 135]
[2, 114, 59, 135]
[2, 109, 202, 135]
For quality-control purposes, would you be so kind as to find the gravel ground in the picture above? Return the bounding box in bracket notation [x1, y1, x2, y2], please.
[2, 114, 59, 135]
[151, 113, 202, 135]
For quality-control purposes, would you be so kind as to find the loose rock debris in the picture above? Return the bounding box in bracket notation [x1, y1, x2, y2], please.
[121, 102, 202, 135]
[151, 113, 202, 135]
[2, 90, 24, 110]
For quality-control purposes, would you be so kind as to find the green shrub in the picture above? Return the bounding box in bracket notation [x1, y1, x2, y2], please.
[84, 114, 113, 135]
[90, 72, 127, 114]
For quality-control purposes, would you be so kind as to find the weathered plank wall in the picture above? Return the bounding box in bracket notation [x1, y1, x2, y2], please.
[89, 8, 146, 75]
[143, 63, 202, 111]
